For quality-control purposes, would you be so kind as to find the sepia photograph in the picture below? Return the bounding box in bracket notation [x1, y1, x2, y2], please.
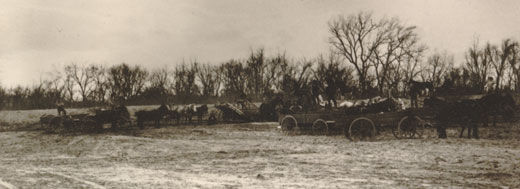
[1, 0, 520, 188]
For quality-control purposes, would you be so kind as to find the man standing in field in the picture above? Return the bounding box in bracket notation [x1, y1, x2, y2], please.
[56, 101, 66, 116]
[484, 77, 495, 94]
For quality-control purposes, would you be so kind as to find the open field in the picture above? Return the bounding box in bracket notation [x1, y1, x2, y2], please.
[0, 120, 519, 188]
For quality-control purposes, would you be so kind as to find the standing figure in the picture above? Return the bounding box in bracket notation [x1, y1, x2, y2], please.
[310, 80, 322, 106]
[56, 101, 67, 116]
[324, 78, 338, 108]
[484, 77, 494, 94]
[409, 80, 433, 109]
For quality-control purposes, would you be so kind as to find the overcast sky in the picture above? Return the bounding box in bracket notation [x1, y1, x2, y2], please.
[1, 0, 520, 87]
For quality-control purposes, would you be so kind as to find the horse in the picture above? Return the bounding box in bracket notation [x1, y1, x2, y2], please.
[424, 93, 516, 139]
[477, 92, 517, 127]
[194, 104, 208, 123]
[424, 97, 472, 138]
[409, 80, 433, 108]
[135, 104, 170, 129]
[180, 104, 196, 123]
[165, 107, 181, 125]
[259, 95, 283, 121]
[92, 105, 131, 131]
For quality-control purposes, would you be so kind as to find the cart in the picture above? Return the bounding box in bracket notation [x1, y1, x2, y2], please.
[279, 108, 432, 141]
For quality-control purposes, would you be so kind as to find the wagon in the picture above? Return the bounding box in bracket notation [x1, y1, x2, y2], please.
[279, 108, 432, 141]
[46, 114, 98, 133]
[214, 101, 260, 122]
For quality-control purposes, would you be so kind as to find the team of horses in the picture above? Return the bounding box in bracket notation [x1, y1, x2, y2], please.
[41, 103, 210, 132]
[134, 103, 209, 129]
[424, 92, 516, 139]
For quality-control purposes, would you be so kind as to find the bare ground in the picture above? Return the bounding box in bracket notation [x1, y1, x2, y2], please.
[0, 122, 519, 188]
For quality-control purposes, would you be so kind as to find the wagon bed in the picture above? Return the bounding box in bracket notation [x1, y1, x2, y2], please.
[279, 108, 431, 141]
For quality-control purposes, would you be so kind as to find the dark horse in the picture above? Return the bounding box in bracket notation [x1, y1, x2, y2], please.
[424, 93, 516, 139]
[93, 105, 131, 131]
[410, 80, 433, 108]
[135, 104, 170, 129]
[181, 104, 196, 123]
[166, 107, 181, 125]
[259, 94, 284, 121]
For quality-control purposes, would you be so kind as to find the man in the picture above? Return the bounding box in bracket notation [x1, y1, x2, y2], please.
[409, 80, 433, 109]
[310, 80, 322, 106]
[56, 101, 66, 116]
[484, 77, 494, 93]
[324, 78, 338, 108]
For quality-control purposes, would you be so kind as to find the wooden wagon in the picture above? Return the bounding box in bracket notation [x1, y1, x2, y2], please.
[279, 108, 432, 141]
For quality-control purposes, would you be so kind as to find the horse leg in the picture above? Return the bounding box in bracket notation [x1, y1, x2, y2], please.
[111, 121, 118, 131]
[467, 124, 472, 138]
[437, 124, 447, 139]
[459, 125, 465, 138]
[473, 124, 479, 139]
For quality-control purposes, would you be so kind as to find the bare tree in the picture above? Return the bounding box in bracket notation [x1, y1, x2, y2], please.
[91, 65, 108, 103]
[196, 63, 220, 97]
[313, 53, 355, 100]
[140, 67, 172, 102]
[63, 73, 76, 102]
[281, 59, 313, 97]
[328, 12, 388, 96]
[149, 67, 170, 93]
[219, 59, 247, 98]
[424, 51, 453, 89]
[508, 42, 520, 91]
[394, 49, 426, 97]
[172, 62, 199, 102]
[64, 63, 97, 102]
[489, 39, 517, 91]
[108, 63, 148, 101]
[264, 52, 289, 94]
[371, 18, 425, 96]
[244, 48, 266, 100]
[464, 38, 491, 92]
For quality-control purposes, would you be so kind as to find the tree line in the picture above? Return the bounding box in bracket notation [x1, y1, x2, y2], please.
[1, 12, 520, 110]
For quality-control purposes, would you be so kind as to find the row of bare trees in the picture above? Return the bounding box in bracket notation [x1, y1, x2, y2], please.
[1, 11, 520, 110]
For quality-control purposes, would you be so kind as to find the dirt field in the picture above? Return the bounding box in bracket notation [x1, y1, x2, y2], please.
[0, 121, 519, 188]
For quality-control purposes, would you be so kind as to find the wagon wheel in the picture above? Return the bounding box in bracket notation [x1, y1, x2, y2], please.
[346, 117, 376, 141]
[280, 115, 298, 134]
[312, 119, 328, 135]
[394, 115, 425, 139]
